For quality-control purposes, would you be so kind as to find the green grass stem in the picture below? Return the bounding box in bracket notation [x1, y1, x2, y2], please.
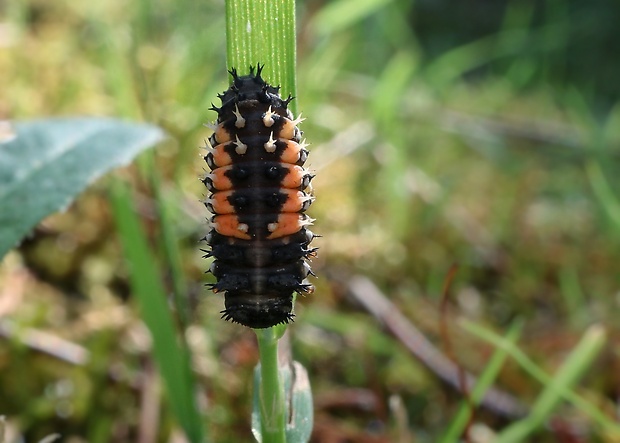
[254, 328, 287, 443]
[224, 0, 306, 441]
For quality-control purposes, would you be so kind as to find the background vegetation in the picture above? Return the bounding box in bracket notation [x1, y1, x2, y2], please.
[1, 0, 620, 441]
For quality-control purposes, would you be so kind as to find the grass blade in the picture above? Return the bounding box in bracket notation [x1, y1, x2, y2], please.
[147, 154, 190, 329]
[111, 181, 206, 443]
[439, 319, 524, 443]
[462, 320, 620, 438]
[494, 324, 606, 442]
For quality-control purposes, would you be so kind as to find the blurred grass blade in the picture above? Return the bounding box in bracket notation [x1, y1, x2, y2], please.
[0, 118, 165, 260]
[424, 23, 565, 89]
[111, 181, 206, 443]
[462, 320, 620, 437]
[147, 154, 190, 328]
[586, 160, 620, 229]
[371, 51, 417, 239]
[439, 319, 524, 443]
[494, 325, 606, 443]
[559, 267, 588, 329]
[311, 0, 393, 35]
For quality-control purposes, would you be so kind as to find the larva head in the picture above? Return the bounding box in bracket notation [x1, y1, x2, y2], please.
[219, 64, 284, 113]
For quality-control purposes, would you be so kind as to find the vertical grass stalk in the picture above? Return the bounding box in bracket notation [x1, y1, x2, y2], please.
[224, 0, 301, 441]
[112, 181, 206, 443]
[439, 319, 524, 443]
[255, 327, 288, 443]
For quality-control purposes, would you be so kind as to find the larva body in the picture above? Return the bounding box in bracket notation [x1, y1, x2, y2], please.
[202, 65, 317, 329]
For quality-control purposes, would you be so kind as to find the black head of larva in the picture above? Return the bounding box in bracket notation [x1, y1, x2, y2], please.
[219, 64, 285, 114]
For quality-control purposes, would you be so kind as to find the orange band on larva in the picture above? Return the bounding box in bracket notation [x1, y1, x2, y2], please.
[207, 143, 234, 168]
[211, 214, 252, 240]
[279, 165, 311, 189]
[266, 214, 312, 239]
[213, 124, 232, 144]
[279, 190, 311, 213]
[205, 191, 236, 214]
[204, 167, 233, 191]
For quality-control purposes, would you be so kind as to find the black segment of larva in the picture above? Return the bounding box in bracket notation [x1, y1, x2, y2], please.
[202, 64, 317, 329]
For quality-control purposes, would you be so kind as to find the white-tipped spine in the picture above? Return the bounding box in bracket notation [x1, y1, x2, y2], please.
[202, 138, 214, 152]
[204, 121, 218, 131]
[234, 135, 248, 155]
[300, 216, 315, 227]
[262, 106, 276, 127]
[233, 105, 246, 128]
[298, 138, 309, 150]
[264, 132, 277, 152]
[292, 113, 305, 126]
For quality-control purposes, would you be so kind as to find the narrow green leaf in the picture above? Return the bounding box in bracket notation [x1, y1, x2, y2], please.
[111, 182, 206, 443]
[371, 51, 418, 239]
[0, 118, 165, 259]
[224, 1, 304, 441]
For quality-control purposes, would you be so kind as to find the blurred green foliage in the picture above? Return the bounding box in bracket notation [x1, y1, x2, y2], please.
[1, 0, 620, 441]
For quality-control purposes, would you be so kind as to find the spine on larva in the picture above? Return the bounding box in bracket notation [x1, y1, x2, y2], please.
[202, 64, 317, 329]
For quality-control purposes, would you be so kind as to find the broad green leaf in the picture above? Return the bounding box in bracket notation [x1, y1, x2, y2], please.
[0, 118, 165, 259]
